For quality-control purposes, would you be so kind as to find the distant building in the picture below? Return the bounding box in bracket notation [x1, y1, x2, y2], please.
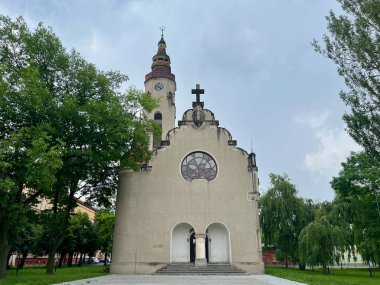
[73, 199, 97, 221]
[262, 249, 364, 268]
[32, 196, 97, 220]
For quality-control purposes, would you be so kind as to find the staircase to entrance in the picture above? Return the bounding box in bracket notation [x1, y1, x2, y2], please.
[156, 263, 246, 275]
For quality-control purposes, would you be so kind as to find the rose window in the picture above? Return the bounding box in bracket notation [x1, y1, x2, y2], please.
[181, 152, 217, 181]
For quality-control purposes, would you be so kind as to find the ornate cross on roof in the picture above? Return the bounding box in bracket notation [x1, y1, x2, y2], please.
[159, 26, 166, 37]
[191, 84, 204, 104]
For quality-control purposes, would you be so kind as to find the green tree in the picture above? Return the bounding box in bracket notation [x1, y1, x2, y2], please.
[312, 0, 380, 160]
[0, 129, 62, 277]
[69, 213, 97, 266]
[56, 222, 76, 267]
[0, 15, 158, 277]
[8, 210, 40, 270]
[39, 211, 97, 268]
[331, 151, 380, 269]
[299, 215, 335, 274]
[299, 201, 354, 274]
[259, 174, 314, 267]
[95, 211, 115, 266]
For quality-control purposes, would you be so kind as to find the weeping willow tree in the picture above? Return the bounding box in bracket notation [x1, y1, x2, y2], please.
[299, 201, 354, 274]
[259, 174, 315, 268]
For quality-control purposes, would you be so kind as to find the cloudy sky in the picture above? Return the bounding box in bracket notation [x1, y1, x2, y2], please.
[0, 0, 362, 201]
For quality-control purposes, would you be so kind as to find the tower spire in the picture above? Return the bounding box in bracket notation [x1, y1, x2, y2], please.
[159, 26, 166, 38]
[145, 28, 175, 83]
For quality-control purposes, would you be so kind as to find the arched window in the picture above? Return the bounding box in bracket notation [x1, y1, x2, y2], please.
[154, 112, 162, 126]
[153, 112, 163, 149]
[181, 152, 217, 181]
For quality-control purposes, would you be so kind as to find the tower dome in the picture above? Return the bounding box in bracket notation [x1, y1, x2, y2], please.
[145, 34, 175, 83]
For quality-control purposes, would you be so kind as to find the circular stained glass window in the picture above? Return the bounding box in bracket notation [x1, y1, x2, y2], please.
[181, 152, 217, 181]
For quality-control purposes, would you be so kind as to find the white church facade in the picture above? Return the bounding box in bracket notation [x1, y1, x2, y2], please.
[110, 34, 264, 274]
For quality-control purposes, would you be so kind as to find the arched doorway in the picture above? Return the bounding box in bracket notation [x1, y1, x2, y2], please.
[206, 222, 230, 263]
[171, 222, 194, 262]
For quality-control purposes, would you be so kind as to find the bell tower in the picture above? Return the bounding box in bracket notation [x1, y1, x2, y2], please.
[145, 28, 176, 149]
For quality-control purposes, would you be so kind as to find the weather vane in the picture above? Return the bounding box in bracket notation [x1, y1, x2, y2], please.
[159, 26, 166, 37]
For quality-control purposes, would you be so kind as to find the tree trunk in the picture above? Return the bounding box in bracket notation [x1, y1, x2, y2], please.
[298, 263, 305, 270]
[20, 251, 28, 269]
[77, 253, 83, 267]
[322, 264, 329, 274]
[58, 252, 65, 268]
[285, 259, 288, 268]
[46, 247, 57, 275]
[0, 220, 10, 278]
[45, 219, 68, 274]
[46, 188, 76, 274]
[104, 253, 108, 266]
[6, 252, 12, 269]
[68, 252, 73, 267]
[368, 264, 372, 278]
[16, 254, 20, 276]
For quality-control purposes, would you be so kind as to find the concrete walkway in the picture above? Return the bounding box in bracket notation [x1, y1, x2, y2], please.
[57, 274, 307, 285]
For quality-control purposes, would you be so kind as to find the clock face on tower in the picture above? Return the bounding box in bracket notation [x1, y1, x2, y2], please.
[154, 82, 164, 91]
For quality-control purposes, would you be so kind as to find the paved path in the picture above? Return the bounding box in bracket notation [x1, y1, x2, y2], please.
[57, 274, 307, 285]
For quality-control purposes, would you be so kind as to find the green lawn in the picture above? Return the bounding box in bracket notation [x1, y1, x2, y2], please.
[266, 266, 380, 285]
[0, 265, 108, 285]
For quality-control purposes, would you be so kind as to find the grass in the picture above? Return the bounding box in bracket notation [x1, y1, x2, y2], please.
[0, 265, 108, 285]
[266, 266, 380, 285]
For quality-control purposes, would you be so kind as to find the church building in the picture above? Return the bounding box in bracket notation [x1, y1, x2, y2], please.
[111, 33, 264, 274]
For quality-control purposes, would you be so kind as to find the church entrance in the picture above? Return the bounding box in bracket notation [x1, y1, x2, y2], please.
[206, 222, 230, 263]
[172, 223, 212, 263]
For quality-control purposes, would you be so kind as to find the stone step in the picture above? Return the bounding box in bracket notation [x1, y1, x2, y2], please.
[156, 263, 246, 275]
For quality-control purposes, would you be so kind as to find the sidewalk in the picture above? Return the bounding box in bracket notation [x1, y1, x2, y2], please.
[57, 274, 307, 285]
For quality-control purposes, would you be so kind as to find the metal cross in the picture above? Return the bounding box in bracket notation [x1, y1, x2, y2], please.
[159, 26, 166, 37]
[191, 84, 204, 104]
